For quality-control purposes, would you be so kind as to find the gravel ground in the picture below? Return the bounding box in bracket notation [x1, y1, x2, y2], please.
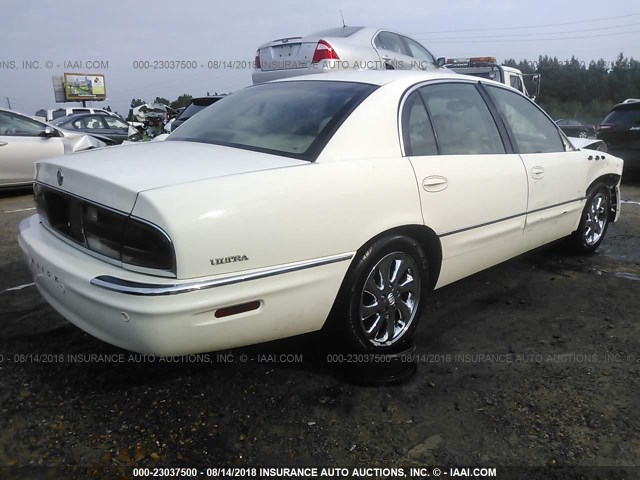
[1, 179, 639, 480]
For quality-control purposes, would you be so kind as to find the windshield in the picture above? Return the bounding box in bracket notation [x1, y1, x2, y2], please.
[168, 81, 377, 161]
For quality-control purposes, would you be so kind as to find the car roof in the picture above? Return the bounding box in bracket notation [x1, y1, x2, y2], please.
[611, 100, 640, 111]
[51, 112, 122, 123]
[270, 69, 501, 89]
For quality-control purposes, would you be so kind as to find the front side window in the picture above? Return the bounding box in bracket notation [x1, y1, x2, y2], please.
[418, 83, 505, 155]
[169, 81, 377, 161]
[487, 85, 564, 153]
[0, 111, 45, 136]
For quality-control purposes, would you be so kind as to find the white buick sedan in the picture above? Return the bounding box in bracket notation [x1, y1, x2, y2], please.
[18, 71, 623, 355]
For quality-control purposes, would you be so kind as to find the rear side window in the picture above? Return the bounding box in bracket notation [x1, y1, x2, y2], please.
[487, 85, 564, 153]
[418, 83, 505, 155]
[402, 91, 438, 156]
[402, 36, 436, 65]
[169, 81, 377, 161]
[374, 32, 409, 56]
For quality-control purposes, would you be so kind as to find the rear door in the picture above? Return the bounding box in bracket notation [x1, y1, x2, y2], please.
[0, 111, 64, 186]
[402, 81, 528, 287]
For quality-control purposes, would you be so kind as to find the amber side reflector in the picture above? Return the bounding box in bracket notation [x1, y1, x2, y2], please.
[215, 300, 261, 318]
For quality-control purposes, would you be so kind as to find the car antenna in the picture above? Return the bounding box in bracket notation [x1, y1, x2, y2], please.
[340, 9, 347, 28]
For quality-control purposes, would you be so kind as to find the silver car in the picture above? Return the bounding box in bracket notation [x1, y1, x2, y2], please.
[252, 26, 444, 84]
[0, 108, 105, 188]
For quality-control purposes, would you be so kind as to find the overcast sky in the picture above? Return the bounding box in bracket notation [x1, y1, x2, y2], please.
[1, 0, 639, 116]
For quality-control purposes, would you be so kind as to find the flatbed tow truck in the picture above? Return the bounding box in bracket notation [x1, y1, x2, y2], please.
[445, 56, 541, 101]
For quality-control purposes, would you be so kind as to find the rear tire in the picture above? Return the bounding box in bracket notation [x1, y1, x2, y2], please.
[328, 235, 429, 353]
[567, 185, 611, 254]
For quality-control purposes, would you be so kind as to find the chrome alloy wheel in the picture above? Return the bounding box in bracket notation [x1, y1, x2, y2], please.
[584, 192, 608, 246]
[359, 252, 421, 347]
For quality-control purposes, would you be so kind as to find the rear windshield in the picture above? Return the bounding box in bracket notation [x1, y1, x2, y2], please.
[168, 81, 377, 161]
[603, 108, 640, 126]
[311, 26, 363, 38]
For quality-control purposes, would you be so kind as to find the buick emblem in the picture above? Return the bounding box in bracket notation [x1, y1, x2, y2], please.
[56, 169, 63, 186]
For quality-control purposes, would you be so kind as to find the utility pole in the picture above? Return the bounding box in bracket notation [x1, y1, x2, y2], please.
[5, 97, 11, 109]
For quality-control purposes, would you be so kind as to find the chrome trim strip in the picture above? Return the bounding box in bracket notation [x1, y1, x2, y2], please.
[439, 197, 585, 238]
[90, 253, 354, 296]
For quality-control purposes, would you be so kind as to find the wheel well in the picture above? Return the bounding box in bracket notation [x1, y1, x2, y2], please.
[356, 225, 442, 290]
[586, 174, 620, 221]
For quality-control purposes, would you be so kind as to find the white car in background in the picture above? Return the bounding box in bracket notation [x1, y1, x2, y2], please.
[252, 26, 445, 84]
[0, 108, 105, 188]
[18, 71, 622, 356]
[34, 107, 119, 123]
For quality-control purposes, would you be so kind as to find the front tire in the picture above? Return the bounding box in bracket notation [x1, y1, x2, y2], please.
[330, 235, 429, 353]
[568, 185, 611, 254]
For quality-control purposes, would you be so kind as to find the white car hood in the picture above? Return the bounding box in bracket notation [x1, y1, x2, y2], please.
[36, 141, 305, 212]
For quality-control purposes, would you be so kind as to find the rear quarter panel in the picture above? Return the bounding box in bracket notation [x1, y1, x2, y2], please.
[132, 157, 423, 280]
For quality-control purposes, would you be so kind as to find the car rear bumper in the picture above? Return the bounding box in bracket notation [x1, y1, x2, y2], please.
[18, 215, 351, 355]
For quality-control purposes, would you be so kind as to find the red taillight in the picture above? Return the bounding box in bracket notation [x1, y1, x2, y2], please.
[254, 49, 261, 69]
[597, 123, 613, 130]
[312, 40, 339, 63]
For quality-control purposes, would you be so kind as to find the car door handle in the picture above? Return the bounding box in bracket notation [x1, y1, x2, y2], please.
[422, 176, 448, 192]
[530, 166, 544, 179]
[0, 141, 7, 147]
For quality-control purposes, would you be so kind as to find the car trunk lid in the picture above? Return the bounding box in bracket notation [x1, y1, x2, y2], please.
[35, 141, 304, 213]
[257, 36, 319, 71]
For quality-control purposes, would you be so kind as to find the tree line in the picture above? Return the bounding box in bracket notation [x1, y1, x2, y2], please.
[504, 52, 640, 124]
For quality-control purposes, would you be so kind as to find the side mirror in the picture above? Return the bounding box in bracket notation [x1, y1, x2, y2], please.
[531, 74, 541, 98]
[40, 127, 58, 138]
[436, 57, 446, 68]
